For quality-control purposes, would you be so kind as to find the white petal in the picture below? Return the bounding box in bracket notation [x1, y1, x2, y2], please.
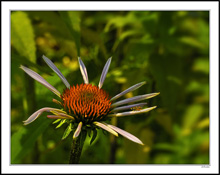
[73, 122, 83, 138]
[111, 93, 160, 108]
[78, 57, 89, 84]
[106, 124, 144, 145]
[94, 121, 118, 137]
[98, 57, 112, 89]
[110, 81, 146, 101]
[108, 106, 157, 117]
[20, 65, 61, 97]
[23, 107, 63, 125]
[111, 103, 147, 113]
[42, 55, 70, 88]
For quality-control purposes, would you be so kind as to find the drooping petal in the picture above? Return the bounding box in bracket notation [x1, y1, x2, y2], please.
[42, 55, 70, 88]
[111, 92, 160, 108]
[111, 103, 147, 113]
[50, 110, 75, 120]
[47, 115, 68, 120]
[98, 57, 112, 89]
[106, 124, 144, 145]
[108, 106, 157, 117]
[20, 65, 61, 97]
[78, 57, 89, 84]
[23, 107, 63, 125]
[93, 121, 118, 137]
[73, 122, 83, 139]
[110, 81, 146, 101]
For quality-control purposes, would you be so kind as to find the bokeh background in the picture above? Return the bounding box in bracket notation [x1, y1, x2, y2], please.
[11, 11, 209, 164]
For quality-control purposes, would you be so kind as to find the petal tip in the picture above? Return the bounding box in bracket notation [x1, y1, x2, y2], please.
[140, 141, 145, 145]
[42, 55, 49, 62]
[20, 65, 25, 70]
[23, 122, 29, 126]
[142, 81, 147, 85]
[149, 106, 157, 111]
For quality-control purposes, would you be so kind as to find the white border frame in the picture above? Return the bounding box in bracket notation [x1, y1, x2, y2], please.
[1, 1, 219, 174]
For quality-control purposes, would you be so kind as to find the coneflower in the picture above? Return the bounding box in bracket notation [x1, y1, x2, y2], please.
[20, 55, 159, 163]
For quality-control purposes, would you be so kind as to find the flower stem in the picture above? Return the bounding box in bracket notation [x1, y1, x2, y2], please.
[69, 130, 87, 164]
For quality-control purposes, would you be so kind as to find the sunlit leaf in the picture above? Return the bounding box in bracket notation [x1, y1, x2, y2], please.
[11, 11, 36, 63]
[52, 119, 61, 124]
[179, 36, 205, 49]
[56, 119, 67, 129]
[182, 104, 203, 129]
[193, 58, 209, 74]
[196, 117, 209, 129]
[62, 123, 73, 140]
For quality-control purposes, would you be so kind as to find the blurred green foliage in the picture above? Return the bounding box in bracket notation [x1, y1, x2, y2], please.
[11, 11, 209, 164]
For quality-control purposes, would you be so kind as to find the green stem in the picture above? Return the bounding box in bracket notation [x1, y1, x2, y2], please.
[69, 130, 87, 164]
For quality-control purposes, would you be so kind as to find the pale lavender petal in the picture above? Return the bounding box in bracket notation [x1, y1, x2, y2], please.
[111, 92, 160, 108]
[106, 124, 144, 145]
[111, 103, 147, 113]
[23, 107, 63, 125]
[20, 65, 61, 97]
[73, 122, 83, 138]
[98, 57, 112, 89]
[94, 121, 118, 137]
[108, 106, 157, 117]
[78, 57, 89, 84]
[110, 81, 146, 101]
[47, 115, 67, 119]
[42, 55, 70, 88]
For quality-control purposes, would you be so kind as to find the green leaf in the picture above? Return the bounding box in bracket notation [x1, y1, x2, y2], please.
[88, 128, 92, 137]
[90, 129, 97, 145]
[193, 58, 209, 74]
[11, 117, 51, 164]
[11, 11, 36, 63]
[52, 119, 61, 124]
[59, 11, 81, 56]
[56, 119, 67, 129]
[62, 123, 73, 140]
[179, 36, 205, 49]
[182, 104, 203, 129]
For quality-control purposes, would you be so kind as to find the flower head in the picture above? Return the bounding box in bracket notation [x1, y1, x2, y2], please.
[20, 55, 159, 145]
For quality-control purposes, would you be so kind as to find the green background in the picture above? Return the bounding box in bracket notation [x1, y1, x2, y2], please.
[11, 11, 209, 164]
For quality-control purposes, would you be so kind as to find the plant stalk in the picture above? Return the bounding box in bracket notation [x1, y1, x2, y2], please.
[69, 130, 87, 164]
